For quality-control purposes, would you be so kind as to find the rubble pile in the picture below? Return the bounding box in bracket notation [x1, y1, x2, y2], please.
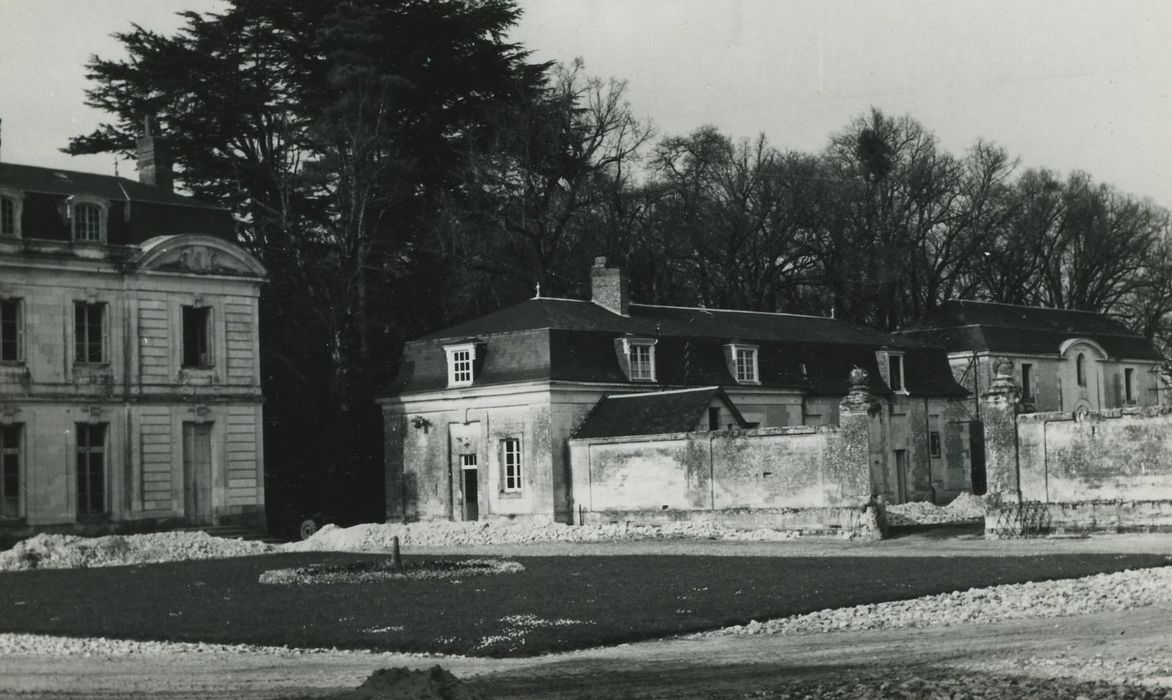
[886, 492, 986, 526]
[713, 565, 1172, 637]
[0, 531, 276, 571]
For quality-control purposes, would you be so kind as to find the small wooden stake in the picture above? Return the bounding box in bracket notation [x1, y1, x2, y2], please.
[390, 536, 402, 569]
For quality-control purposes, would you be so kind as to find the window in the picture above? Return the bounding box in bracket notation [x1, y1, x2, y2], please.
[501, 438, 522, 493]
[76, 423, 107, 516]
[182, 306, 212, 368]
[725, 343, 759, 384]
[444, 343, 477, 387]
[72, 202, 106, 242]
[1, 424, 21, 518]
[1076, 353, 1087, 387]
[74, 302, 107, 363]
[1124, 368, 1135, 403]
[1021, 363, 1033, 402]
[887, 353, 905, 392]
[629, 342, 655, 381]
[929, 431, 941, 459]
[708, 406, 721, 431]
[0, 298, 22, 363]
[0, 194, 20, 238]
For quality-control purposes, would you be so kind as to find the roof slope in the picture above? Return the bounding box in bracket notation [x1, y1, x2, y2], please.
[572, 387, 748, 439]
[421, 297, 920, 348]
[899, 300, 1161, 361]
[0, 162, 223, 210]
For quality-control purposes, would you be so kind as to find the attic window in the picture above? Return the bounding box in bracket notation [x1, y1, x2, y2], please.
[887, 352, 906, 393]
[0, 191, 22, 238]
[723, 343, 760, 384]
[69, 197, 108, 243]
[629, 342, 655, 381]
[444, 342, 477, 388]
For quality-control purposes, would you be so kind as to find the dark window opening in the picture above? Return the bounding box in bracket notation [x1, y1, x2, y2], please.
[1125, 368, 1135, 403]
[0, 299, 21, 362]
[1021, 363, 1033, 402]
[76, 423, 107, 516]
[888, 354, 904, 392]
[1076, 353, 1087, 387]
[0, 197, 16, 236]
[1, 424, 21, 518]
[929, 431, 941, 458]
[708, 407, 721, 430]
[182, 306, 212, 368]
[74, 302, 106, 363]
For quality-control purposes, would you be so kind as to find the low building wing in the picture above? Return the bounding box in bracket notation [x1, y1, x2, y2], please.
[572, 387, 748, 439]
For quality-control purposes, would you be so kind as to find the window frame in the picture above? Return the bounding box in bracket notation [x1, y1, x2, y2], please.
[1124, 367, 1135, 404]
[887, 352, 906, 393]
[0, 297, 24, 364]
[74, 301, 108, 364]
[622, 338, 657, 382]
[443, 342, 477, 388]
[181, 305, 214, 369]
[500, 437, 523, 494]
[0, 423, 22, 519]
[0, 189, 23, 238]
[928, 430, 941, 459]
[1020, 362, 1034, 402]
[725, 342, 760, 385]
[69, 196, 108, 243]
[1076, 353, 1087, 388]
[76, 422, 108, 517]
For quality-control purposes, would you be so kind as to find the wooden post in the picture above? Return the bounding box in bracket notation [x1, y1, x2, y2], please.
[390, 535, 402, 569]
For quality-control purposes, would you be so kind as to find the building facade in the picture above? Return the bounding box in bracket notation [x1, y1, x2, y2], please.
[897, 300, 1164, 414]
[0, 136, 266, 537]
[381, 258, 974, 526]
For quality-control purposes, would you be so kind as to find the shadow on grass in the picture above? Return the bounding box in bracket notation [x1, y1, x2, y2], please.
[0, 551, 1167, 658]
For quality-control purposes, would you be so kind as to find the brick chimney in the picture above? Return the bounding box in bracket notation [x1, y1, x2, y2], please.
[136, 116, 173, 193]
[590, 256, 629, 315]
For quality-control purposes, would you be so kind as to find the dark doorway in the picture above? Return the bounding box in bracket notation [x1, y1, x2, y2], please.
[460, 454, 479, 521]
[183, 422, 214, 524]
[969, 421, 987, 495]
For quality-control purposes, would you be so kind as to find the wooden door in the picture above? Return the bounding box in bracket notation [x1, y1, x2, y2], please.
[183, 423, 214, 525]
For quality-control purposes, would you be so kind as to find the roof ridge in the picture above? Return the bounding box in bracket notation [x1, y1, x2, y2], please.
[949, 299, 1107, 316]
[633, 302, 833, 320]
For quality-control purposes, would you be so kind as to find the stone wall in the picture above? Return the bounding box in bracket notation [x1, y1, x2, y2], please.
[569, 423, 877, 535]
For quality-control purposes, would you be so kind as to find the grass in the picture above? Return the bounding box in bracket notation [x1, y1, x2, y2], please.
[0, 552, 1168, 657]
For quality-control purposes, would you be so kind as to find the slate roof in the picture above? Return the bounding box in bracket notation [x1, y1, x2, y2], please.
[0, 162, 222, 209]
[898, 300, 1162, 361]
[391, 298, 969, 398]
[572, 387, 749, 439]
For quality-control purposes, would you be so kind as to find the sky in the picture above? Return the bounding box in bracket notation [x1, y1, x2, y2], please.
[2, 0, 1171, 207]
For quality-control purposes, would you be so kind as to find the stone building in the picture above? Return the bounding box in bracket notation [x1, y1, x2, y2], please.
[898, 300, 1164, 414]
[0, 134, 266, 537]
[380, 258, 972, 527]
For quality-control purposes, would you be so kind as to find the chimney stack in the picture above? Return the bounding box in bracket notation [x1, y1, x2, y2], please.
[136, 116, 173, 193]
[590, 256, 629, 315]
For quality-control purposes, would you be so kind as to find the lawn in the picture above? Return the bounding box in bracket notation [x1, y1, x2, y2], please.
[0, 552, 1167, 657]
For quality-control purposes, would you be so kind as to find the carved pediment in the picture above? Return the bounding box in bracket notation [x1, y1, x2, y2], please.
[131, 235, 266, 278]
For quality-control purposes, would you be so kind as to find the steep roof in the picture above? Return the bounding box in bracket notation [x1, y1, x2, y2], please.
[421, 297, 919, 348]
[0, 162, 223, 210]
[899, 300, 1162, 361]
[572, 387, 748, 439]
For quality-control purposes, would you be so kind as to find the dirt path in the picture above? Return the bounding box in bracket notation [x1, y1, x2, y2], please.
[3, 530, 1171, 699]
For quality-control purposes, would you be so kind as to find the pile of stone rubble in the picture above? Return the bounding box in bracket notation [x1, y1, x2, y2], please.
[886, 491, 986, 526]
[707, 564, 1172, 637]
[0, 531, 275, 571]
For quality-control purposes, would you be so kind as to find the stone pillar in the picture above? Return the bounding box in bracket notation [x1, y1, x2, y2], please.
[982, 358, 1022, 536]
[837, 368, 886, 539]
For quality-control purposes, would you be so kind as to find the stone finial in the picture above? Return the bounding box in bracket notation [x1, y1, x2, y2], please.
[841, 367, 876, 413]
[984, 356, 1020, 403]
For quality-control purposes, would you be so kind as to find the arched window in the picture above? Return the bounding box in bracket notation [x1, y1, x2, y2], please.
[1076, 353, 1086, 387]
[73, 202, 105, 242]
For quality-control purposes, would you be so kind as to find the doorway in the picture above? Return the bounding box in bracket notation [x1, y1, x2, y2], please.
[460, 453, 479, 521]
[182, 422, 214, 525]
[894, 449, 909, 503]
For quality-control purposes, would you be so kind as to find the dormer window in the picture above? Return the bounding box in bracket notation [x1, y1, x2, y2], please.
[724, 342, 760, 384]
[0, 189, 22, 238]
[614, 337, 657, 382]
[69, 197, 108, 243]
[444, 342, 477, 387]
[887, 352, 906, 393]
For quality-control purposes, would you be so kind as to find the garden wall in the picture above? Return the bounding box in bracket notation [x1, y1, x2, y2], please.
[568, 423, 878, 535]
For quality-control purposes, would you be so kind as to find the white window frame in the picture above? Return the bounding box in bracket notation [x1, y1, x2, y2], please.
[0, 297, 24, 364]
[501, 437, 522, 493]
[74, 301, 108, 364]
[0, 189, 23, 238]
[444, 342, 477, 387]
[69, 196, 109, 243]
[725, 343, 760, 384]
[887, 352, 906, 393]
[623, 337, 657, 382]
